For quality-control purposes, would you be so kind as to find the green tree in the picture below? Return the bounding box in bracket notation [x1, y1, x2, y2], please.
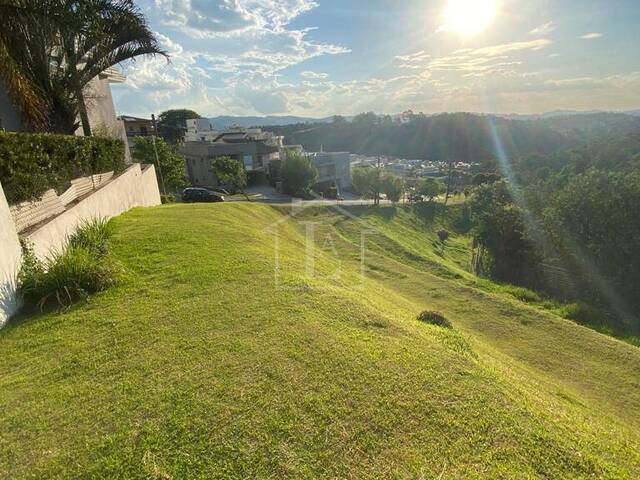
[352, 168, 376, 200]
[281, 152, 318, 197]
[0, 0, 166, 135]
[469, 181, 536, 283]
[132, 137, 186, 194]
[417, 177, 445, 202]
[210, 156, 249, 200]
[381, 173, 404, 203]
[157, 109, 202, 144]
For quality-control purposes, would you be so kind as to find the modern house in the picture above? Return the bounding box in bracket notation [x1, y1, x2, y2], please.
[181, 127, 282, 187]
[308, 152, 352, 190]
[119, 115, 154, 150]
[185, 118, 219, 142]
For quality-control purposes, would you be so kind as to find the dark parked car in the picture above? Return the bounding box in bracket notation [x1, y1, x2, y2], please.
[181, 188, 225, 203]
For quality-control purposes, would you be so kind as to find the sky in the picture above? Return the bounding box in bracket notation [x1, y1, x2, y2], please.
[111, 0, 640, 118]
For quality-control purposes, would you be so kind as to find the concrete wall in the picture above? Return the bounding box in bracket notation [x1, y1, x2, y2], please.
[26, 163, 161, 259]
[0, 181, 22, 326]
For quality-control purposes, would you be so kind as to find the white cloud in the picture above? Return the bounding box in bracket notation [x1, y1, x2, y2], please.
[396, 39, 551, 76]
[580, 32, 603, 40]
[301, 71, 329, 79]
[529, 21, 555, 36]
[155, 0, 318, 38]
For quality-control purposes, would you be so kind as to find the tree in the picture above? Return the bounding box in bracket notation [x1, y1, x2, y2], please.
[210, 156, 249, 199]
[281, 152, 318, 197]
[381, 173, 404, 203]
[469, 181, 536, 283]
[0, 0, 167, 135]
[157, 109, 202, 144]
[132, 137, 186, 194]
[417, 177, 445, 202]
[352, 168, 377, 200]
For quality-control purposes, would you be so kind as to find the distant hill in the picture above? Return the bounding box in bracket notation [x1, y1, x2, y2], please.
[208, 115, 333, 129]
[529, 112, 640, 141]
[264, 112, 574, 162]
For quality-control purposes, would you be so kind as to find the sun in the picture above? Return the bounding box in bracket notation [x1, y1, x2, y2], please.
[442, 0, 498, 37]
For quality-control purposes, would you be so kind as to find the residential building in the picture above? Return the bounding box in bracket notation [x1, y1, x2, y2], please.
[119, 115, 154, 150]
[185, 118, 219, 142]
[181, 127, 282, 187]
[308, 152, 352, 190]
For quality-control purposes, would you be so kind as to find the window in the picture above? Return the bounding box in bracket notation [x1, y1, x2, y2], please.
[243, 155, 253, 171]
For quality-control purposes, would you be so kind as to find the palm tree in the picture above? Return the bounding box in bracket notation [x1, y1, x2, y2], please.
[0, 0, 168, 135]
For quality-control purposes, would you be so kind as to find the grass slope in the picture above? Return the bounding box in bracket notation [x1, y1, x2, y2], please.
[1, 203, 639, 479]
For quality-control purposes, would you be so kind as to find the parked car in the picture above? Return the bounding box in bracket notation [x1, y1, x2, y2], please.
[181, 188, 224, 203]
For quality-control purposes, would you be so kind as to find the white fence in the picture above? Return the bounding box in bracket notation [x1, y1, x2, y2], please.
[10, 171, 115, 233]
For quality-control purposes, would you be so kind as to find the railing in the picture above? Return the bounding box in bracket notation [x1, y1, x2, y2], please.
[10, 171, 114, 233]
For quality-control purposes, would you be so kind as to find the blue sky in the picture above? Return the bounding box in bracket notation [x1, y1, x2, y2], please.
[111, 0, 640, 118]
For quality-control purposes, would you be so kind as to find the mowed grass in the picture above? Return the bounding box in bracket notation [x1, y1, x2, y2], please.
[1, 203, 639, 479]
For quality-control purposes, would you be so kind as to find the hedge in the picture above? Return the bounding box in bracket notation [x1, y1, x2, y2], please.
[0, 131, 126, 204]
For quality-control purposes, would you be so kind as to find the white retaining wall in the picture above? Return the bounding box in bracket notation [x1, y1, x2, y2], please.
[0, 182, 23, 326]
[26, 163, 160, 259]
[0, 163, 161, 324]
[10, 171, 115, 233]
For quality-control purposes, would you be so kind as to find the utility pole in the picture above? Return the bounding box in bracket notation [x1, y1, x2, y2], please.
[375, 156, 381, 206]
[151, 114, 167, 196]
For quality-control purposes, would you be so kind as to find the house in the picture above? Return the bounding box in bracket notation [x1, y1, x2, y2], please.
[185, 118, 219, 142]
[308, 152, 352, 190]
[119, 115, 154, 150]
[180, 127, 282, 187]
[1, 67, 131, 159]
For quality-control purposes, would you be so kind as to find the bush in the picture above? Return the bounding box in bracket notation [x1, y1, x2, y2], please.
[161, 194, 176, 204]
[437, 229, 450, 243]
[67, 218, 114, 256]
[18, 221, 120, 311]
[417, 310, 452, 329]
[0, 131, 126, 204]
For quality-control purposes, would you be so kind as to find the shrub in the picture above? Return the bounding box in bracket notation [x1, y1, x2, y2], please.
[501, 285, 542, 303]
[0, 131, 125, 204]
[437, 229, 450, 243]
[417, 310, 452, 329]
[18, 221, 120, 311]
[67, 218, 114, 256]
[161, 194, 176, 204]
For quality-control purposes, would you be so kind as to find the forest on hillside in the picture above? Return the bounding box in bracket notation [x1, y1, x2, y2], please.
[264, 112, 640, 164]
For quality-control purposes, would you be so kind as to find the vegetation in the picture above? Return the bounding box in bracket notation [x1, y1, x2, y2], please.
[352, 166, 404, 204]
[467, 133, 640, 335]
[157, 109, 202, 144]
[2, 203, 640, 477]
[0, 0, 166, 134]
[0, 131, 125, 204]
[265, 112, 573, 163]
[416, 177, 445, 202]
[18, 219, 119, 311]
[210, 156, 249, 199]
[132, 136, 186, 194]
[417, 310, 452, 329]
[280, 151, 318, 197]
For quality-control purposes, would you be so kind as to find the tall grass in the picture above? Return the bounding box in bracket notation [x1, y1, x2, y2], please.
[18, 219, 120, 311]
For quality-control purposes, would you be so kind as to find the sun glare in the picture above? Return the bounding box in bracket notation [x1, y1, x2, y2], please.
[442, 0, 498, 37]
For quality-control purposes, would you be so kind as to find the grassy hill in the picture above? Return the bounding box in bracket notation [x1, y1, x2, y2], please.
[1, 203, 639, 478]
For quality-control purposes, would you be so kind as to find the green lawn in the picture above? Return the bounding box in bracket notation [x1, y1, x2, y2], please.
[1, 203, 639, 479]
